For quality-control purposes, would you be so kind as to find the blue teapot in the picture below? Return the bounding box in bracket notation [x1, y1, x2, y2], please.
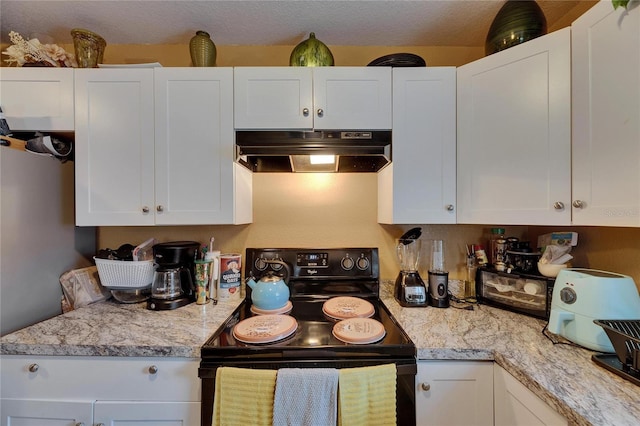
[245, 260, 290, 311]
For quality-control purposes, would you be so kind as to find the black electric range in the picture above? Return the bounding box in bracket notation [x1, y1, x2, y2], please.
[198, 248, 417, 426]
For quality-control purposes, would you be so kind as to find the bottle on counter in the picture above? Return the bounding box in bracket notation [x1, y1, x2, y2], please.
[474, 244, 488, 266]
[465, 253, 477, 299]
[489, 227, 506, 265]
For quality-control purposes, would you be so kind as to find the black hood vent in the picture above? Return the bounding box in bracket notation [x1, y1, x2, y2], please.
[235, 130, 391, 172]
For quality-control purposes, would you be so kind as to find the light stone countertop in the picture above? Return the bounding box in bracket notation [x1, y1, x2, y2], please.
[2, 282, 639, 426]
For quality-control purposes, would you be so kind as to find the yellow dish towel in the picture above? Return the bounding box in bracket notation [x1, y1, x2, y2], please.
[338, 364, 397, 426]
[213, 366, 277, 426]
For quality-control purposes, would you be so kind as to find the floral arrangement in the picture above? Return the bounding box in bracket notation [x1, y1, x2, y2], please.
[2, 31, 77, 67]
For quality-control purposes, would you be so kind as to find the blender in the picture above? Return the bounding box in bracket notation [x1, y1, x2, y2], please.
[428, 239, 449, 308]
[394, 228, 427, 307]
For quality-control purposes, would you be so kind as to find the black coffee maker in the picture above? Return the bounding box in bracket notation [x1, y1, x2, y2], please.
[148, 241, 200, 310]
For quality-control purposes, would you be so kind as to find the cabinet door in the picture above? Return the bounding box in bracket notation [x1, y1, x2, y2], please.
[154, 68, 237, 224]
[234, 67, 313, 129]
[94, 401, 200, 425]
[379, 67, 456, 224]
[312, 67, 392, 130]
[0, 68, 75, 131]
[75, 69, 155, 226]
[494, 364, 567, 426]
[457, 28, 571, 225]
[571, 0, 640, 226]
[416, 360, 493, 426]
[1, 399, 93, 426]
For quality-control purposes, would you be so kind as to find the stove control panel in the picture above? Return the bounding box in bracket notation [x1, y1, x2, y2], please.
[246, 248, 379, 280]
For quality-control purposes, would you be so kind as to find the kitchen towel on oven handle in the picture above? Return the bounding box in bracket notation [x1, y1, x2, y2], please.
[273, 368, 339, 426]
[213, 367, 277, 426]
[338, 363, 397, 426]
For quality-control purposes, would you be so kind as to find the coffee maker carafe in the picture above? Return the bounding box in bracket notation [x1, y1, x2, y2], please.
[394, 228, 427, 307]
[148, 241, 200, 310]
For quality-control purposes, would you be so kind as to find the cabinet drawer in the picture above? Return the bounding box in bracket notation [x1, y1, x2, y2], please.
[0, 356, 200, 401]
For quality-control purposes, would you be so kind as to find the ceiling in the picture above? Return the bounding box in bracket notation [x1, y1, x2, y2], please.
[1, 0, 595, 48]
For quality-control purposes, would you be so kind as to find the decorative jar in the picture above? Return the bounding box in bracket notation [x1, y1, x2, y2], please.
[189, 31, 217, 67]
[485, 0, 547, 56]
[71, 28, 106, 68]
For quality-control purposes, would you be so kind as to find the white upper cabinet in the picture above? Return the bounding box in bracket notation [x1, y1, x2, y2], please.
[234, 66, 391, 130]
[457, 28, 572, 225]
[75, 68, 155, 226]
[154, 68, 251, 225]
[379, 67, 457, 224]
[571, 0, 640, 227]
[0, 68, 75, 131]
[75, 68, 251, 226]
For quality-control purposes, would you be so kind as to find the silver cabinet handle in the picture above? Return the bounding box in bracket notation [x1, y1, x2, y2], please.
[553, 201, 565, 210]
[156, 205, 164, 213]
[446, 204, 454, 212]
[421, 382, 431, 391]
[28, 363, 39, 373]
[148, 365, 158, 375]
[95, 423, 105, 426]
[302, 108, 309, 117]
[316, 108, 324, 117]
[142, 206, 150, 214]
[572, 200, 585, 209]
[75, 423, 86, 426]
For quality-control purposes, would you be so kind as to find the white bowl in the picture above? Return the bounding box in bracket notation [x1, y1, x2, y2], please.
[537, 262, 567, 278]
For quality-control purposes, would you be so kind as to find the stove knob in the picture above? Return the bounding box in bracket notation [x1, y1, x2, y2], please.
[270, 258, 285, 271]
[255, 257, 268, 271]
[341, 256, 354, 270]
[356, 256, 370, 271]
[560, 287, 577, 304]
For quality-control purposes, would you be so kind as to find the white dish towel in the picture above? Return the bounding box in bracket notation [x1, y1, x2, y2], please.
[273, 368, 339, 426]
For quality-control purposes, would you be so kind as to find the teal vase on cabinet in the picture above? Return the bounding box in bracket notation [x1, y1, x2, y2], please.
[485, 0, 547, 56]
[189, 31, 216, 66]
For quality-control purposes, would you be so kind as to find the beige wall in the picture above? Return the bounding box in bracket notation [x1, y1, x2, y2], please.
[99, 173, 640, 287]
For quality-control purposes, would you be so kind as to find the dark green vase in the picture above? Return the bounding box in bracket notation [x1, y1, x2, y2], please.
[189, 31, 216, 67]
[485, 0, 547, 56]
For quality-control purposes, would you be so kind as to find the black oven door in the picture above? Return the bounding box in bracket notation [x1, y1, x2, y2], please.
[199, 361, 416, 426]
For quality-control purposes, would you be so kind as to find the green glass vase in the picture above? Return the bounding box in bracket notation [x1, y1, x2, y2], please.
[485, 0, 547, 56]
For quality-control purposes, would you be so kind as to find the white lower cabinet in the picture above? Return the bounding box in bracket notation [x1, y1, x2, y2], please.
[416, 360, 493, 426]
[494, 364, 567, 426]
[94, 401, 200, 425]
[0, 356, 200, 426]
[0, 399, 93, 426]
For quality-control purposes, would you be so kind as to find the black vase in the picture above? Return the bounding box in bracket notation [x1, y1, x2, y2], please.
[485, 0, 547, 56]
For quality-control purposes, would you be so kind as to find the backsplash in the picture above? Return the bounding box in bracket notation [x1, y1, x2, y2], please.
[97, 173, 640, 288]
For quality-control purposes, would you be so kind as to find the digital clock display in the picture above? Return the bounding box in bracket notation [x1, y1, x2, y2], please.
[297, 252, 328, 267]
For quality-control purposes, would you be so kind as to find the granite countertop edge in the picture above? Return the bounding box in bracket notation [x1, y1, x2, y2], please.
[2, 282, 639, 426]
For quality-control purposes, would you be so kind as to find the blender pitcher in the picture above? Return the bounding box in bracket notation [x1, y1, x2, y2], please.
[394, 235, 427, 307]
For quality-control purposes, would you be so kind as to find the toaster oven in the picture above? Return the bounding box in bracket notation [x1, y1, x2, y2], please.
[475, 266, 556, 319]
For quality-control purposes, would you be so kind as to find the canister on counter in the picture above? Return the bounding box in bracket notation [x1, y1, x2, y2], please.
[218, 253, 242, 301]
